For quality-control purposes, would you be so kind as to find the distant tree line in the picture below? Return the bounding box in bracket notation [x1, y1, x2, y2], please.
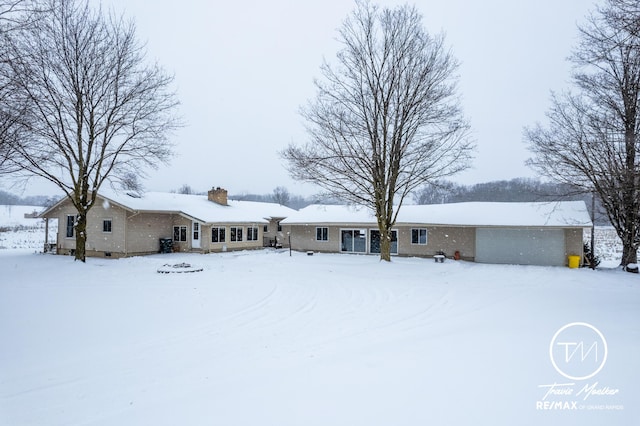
[179, 178, 608, 225]
[413, 178, 609, 225]
[412, 178, 576, 204]
[229, 186, 319, 211]
[5, 177, 609, 225]
[170, 184, 338, 210]
[0, 189, 57, 207]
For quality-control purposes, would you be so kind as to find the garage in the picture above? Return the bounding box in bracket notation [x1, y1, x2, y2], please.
[475, 228, 566, 266]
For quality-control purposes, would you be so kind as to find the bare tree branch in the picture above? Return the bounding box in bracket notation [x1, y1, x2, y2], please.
[282, 1, 474, 261]
[0, 0, 181, 261]
[525, 0, 640, 267]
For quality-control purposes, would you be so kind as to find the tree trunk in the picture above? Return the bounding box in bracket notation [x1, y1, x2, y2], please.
[74, 211, 87, 262]
[621, 240, 638, 266]
[375, 192, 393, 262]
[379, 226, 391, 262]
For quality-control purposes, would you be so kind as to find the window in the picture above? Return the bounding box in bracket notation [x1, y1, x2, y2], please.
[66, 215, 75, 238]
[230, 226, 243, 242]
[370, 229, 398, 254]
[193, 223, 199, 240]
[247, 227, 259, 241]
[102, 219, 112, 233]
[173, 225, 187, 242]
[341, 229, 366, 253]
[316, 227, 329, 241]
[277, 222, 282, 232]
[411, 228, 427, 245]
[211, 227, 226, 243]
[263, 224, 268, 233]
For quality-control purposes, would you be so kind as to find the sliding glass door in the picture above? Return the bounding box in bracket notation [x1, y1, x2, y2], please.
[341, 229, 367, 253]
[369, 229, 398, 254]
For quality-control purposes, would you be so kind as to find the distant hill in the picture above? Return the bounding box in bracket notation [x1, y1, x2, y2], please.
[413, 178, 610, 225]
[0, 205, 46, 229]
[0, 190, 57, 207]
[1, 177, 610, 223]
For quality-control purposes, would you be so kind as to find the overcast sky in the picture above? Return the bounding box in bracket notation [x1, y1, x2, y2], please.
[8, 0, 596, 196]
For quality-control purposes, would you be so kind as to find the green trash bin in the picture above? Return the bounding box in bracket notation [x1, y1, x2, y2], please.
[159, 238, 173, 253]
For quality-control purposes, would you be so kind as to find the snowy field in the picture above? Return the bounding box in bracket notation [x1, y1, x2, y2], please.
[0, 205, 57, 251]
[1, 207, 639, 425]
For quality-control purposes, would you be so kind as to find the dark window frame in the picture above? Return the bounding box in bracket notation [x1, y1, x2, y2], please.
[211, 226, 226, 243]
[66, 215, 75, 238]
[230, 226, 243, 242]
[173, 225, 188, 242]
[247, 227, 259, 241]
[316, 227, 329, 241]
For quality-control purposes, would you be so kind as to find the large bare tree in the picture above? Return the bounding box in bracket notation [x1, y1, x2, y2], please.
[0, 0, 180, 261]
[525, 0, 640, 267]
[282, 1, 473, 261]
[0, 0, 40, 171]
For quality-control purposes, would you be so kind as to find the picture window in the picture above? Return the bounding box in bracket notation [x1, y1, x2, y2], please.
[230, 226, 243, 242]
[411, 228, 427, 245]
[173, 225, 188, 242]
[316, 227, 329, 241]
[211, 227, 226, 243]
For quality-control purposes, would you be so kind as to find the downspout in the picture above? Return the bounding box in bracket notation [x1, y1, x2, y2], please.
[590, 192, 596, 270]
[124, 211, 129, 256]
[44, 217, 49, 250]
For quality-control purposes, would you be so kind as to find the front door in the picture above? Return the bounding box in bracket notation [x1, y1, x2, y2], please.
[192, 222, 201, 249]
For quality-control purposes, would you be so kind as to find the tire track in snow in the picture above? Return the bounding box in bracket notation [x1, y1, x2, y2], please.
[291, 283, 453, 353]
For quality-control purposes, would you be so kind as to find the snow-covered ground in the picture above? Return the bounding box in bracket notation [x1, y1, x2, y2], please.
[0, 205, 57, 250]
[0, 206, 638, 425]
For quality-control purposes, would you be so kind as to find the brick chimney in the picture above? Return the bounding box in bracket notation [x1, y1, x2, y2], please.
[208, 187, 228, 205]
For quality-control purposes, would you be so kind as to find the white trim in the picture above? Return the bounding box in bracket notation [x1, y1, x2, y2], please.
[411, 228, 428, 245]
[102, 218, 113, 234]
[230, 226, 243, 242]
[247, 226, 259, 241]
[211, 226, 226, 243]
[339, 228, 367, 253]
[192, 221, 201, 249]
[316, 226, 329, 241]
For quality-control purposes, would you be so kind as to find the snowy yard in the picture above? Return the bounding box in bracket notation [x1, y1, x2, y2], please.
[0, 206, 638, 425]
[1, 246, 639, 426]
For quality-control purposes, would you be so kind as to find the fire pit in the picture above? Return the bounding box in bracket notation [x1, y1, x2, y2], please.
[157, 262, 203, 273]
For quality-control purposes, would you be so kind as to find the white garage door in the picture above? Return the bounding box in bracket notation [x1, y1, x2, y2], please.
[475, 228, 566, 266]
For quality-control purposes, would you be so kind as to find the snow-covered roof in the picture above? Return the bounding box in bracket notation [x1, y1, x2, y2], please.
[280, 201, 592, 228]
[42, 190, 297, 224]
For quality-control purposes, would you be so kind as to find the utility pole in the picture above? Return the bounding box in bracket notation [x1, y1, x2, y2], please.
[590, 191, 596, 270]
